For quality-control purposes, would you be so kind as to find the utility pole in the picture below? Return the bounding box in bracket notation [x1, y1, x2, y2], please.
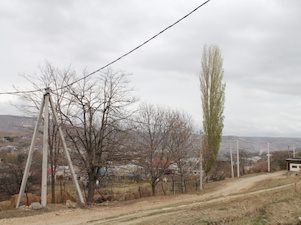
[267, 141, 270, 172]
[229, 137, 234, 178]
[288, 145, 290, 158]
[293, 143, 296, 158]
[199, 131, 203, 190]
[237, 138, 239, 178]
[41, 92, 49, 206]
[16, 95, 45, 209]
[16, 89, 85, 208]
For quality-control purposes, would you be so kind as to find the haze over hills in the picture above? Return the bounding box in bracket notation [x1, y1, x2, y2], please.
[0, 115, 300, 156]
[219, 136, 301, 155]
[0, 115, 35, 135]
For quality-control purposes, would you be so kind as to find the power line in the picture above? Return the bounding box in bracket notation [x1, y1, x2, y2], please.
[0, 88, 44, 95]
[57, 0, 211, 91]
[0, 0, 211, 95]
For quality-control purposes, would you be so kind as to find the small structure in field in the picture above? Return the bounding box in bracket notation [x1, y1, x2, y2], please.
[286, 158, 301, 172]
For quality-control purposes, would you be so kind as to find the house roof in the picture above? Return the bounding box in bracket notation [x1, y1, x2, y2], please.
[286, 158, 301, 163]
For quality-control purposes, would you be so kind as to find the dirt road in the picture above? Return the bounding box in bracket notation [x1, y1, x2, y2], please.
[1, 171, 286, 225]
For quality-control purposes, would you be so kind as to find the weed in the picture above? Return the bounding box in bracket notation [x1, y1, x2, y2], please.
[120, 216, 140, 222]
[253, 218, 267, 225]
[201, 220, 214, 225]
[218, 207, 227, 210]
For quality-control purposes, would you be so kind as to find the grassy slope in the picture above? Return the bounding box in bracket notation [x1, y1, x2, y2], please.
[96, 173, 301, 225]
[128, 174, 301, 225]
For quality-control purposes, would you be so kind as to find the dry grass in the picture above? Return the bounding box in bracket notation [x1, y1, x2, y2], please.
[109, 182, 151, 194]
[131, 186, 301, 225]
[247, 172, 301, 192]
[0, 204, 69, 220]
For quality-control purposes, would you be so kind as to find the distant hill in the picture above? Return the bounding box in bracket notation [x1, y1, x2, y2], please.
[0, 115, 35, 135]
[218, 136, 301, 160]
[0, 115, 300, 156]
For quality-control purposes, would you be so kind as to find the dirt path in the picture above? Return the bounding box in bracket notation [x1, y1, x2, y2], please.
[1, 171, 285, 225]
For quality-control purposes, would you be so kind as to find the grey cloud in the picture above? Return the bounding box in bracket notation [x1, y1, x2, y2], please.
[1, 0, 301, 137]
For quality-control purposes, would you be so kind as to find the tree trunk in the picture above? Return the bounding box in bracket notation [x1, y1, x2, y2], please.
[172, 177, 175, 194]
[51, 169, 55, 203]
[87, 172, 95, 203]
[205, 172, 209, 183]
[161, 183, 166, 196]
[180, 173, 185, 193]
[178, 165, 185, 194]
[151, 182, 156, 196]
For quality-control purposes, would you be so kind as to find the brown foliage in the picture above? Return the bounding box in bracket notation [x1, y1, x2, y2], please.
[253, 161, 268, 173]
[94, 189, 108, 196]
[10, 193, 40, 208]
[124, 193, 135, 201]
[271, 151, 288, 171]
[0, 200, 12, 211]
[140, 188, 151, 198]
[132, 191, 140, 199]
[93, 194, 101, 201]
[47, 190, 76, 204]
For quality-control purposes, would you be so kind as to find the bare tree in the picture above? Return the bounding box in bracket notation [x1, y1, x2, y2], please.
[199, 44, 226, 181]
[132, 104, 173, 196]
[271, 151, 287, 171]
[61, 69, 136, 203]
[0, 151, 41, 200]
[14, 61, 74, 203]
[238, 150, 251, 175]
[166, 110, 195, 193]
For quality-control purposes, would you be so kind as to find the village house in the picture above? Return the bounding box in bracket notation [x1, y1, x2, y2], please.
[285, 158, 301, 172]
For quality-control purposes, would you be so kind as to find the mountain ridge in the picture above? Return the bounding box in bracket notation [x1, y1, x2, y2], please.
[0, 115, 299, 155]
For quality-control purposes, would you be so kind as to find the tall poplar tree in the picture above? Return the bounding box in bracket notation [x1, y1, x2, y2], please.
[199, 44, 225, 180]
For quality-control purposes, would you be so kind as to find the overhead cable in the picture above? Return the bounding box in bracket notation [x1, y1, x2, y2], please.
[0, 0, 211, 95]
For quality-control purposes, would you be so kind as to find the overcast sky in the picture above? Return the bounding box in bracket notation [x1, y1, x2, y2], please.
[1, 0, 301, 138]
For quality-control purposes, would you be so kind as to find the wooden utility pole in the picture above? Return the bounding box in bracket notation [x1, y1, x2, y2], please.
[237, 138, 240, 178]
[16, 89, 85, 208]
[229, 137, 234, 178]
[293, 143, 296, 158]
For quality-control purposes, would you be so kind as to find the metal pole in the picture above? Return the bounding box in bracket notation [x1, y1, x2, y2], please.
[237, 138, 239, 178]
[16, 95, 45, 208]
[199, 131, 203, 190]
[49, 95, 85, 204]
[229, 137, 234, 178]
[41, 93, 49, 207]
[267, 141, 270, 172]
